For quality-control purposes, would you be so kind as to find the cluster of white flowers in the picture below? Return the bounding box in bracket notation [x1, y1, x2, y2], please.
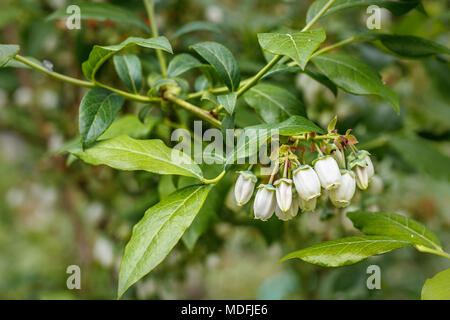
[234, 148, 375, 222]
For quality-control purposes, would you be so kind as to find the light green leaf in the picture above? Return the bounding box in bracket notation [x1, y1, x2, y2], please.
[113, 55, 142, 93]
[191, 41, 240, 91]
[421, 268, 450, 300]
[118, 184, 212, 298]
[389, 135, 450, 182]
[281, 236, 412, 267]
[72, 135, 203, 180]
[218, 92, 237, 115]
[348, 211, 442, 251]
[99, 115, 155, 140]
[226, 115, 324, 165]
[167, 53, 204, 77]
[257, 28, 326, 69]
[46, 2, 150, 32]
[306, 0, 420, 23]
[82, 36, 172, 80]
[170, 21, 221, 40]
[312, 53, 400, 113]
[244, 83, 305, 123]
[79, 88, 124, 147]
[0, 44, 19, 68]
[201, 92, 219, 106]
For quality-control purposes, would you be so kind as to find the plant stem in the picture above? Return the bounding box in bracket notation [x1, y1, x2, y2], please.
[312, 36, 360, 57]
[201, 170, 226, 184]
[302, 0, 336, 32]
[165, 94, 221, 128]
[416, 245, 450, 260]
[94, 81, 161, 102]
[144, 0, 167, 77]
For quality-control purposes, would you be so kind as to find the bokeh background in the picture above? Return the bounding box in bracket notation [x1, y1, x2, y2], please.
[0, 0, 449, 299]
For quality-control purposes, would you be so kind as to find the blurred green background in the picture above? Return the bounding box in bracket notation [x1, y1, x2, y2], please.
[0, 0, 449, 299]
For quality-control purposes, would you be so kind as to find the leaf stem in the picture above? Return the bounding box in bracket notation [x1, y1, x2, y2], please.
[312, 36, 360, 57]
[416, 245, 450, 260]
[144, 0, 168, 78]
[302, 0, 336, 32]
[201, 170, 226, 184]
[165, 94, 221, 128]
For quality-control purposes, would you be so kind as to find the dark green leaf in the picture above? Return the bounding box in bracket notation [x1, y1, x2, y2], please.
[79, 88, 124, 147]
[312, 53, 400, 113]
[167, 53, 204, 77]
[46, 2, 150, 32]
[244, 83, 305, 123]
[191, 42, 240, 91]
[82, 36, 172, 80]
[218, 92, 237, 115]
[170, 21, 221, 40]
[421, 268, 450, 300]
[0, 44, 19, 68]
[257, 28, 326, 69]
[281, 236, 412, 267]
[113, 55, 142, 93]
[118, 184, 212, 297]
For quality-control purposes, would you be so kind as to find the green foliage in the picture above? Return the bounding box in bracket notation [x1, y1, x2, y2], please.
[113, 55, 143, 93]
[217, 92, 237, 115]
[167, 53, 204, 78]
[0, 44, 19, 67]
[170, 21, 221, 40]
[421, 268, 450, 300]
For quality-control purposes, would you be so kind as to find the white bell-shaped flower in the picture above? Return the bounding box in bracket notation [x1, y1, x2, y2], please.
[299, 196, 317, 212]
[275, 196, 299, 221]
[359, 150, 374, 179]
[274, 178, 293, 213]
[234, 171, 257, 206]
[293, 165, 321, 201]
[330, 170, 356, 208]
[313, 155, 342, 190]
[253, 184, 276, 221]
[330, 146, 345, 168]
[351, 159, 369, 190]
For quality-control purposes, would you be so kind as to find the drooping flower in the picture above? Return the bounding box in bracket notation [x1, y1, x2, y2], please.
[358, 150, 374, 179]
[234, 171, 257, 206]
[330, 145, 345, 168]
[299, 196, 317, 212]
[293, 165, 321, 201]
[274, 178, 293, 213]
[313, 155, 342, 190]
[330, 169, 356, 208]
[350, 158, 369, 190]
[253, 184, 276, 221]
[275, 195, 299, 221]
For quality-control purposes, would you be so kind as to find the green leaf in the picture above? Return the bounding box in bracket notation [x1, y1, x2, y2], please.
[368, 34, 450, 58]
[348, 211, 442, 251]
[46, 2, 150, 32]
[306, 0, 420, 23]
[82, 36, 172, 80]
[170, 21, 221, 40]
[218, 92, 237, 115]
[312, 53, 400, 113]
[0, 44, 19, 68]
[421, 268, 450, 300]
[227, 115, 324, 165]
[281, 236, 412, 267]
[79, 88, 124, 147]
[167, 53, 204, 77]
[72, 135, 203, 180]
[99, 115, 155, 140]
[244, 83, 305, 123]
[257, 28, 326, 69]
[118, 184, 212, 298]
[389, 135, 450, 182]
[113, 55, 142, 93]
[191, 42, 240, 91]
[201, 92, 219, 106]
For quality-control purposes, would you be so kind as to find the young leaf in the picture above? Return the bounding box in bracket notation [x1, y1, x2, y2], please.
[218, 92, 237, 115]
[46, 2, 150, 32]
[170, 21, 221, 40]
[306, 0, 420, 23]
[244, 83, 305, 123]
[421, 268, 450, 300]
[167, 53, 204, 77]
[0, 44, 19, 68]
[281, 236, 412, 267]
[312, 53, 400, 113]
[118, 184, 212, 298]
[348, 211, 442, 251]
[82, 36, 172, 80]
[389, 135, 450, 182]
[257, 28, 326, 69]
[113, 55, 142, 93]
[79, 88, 124, 147]
[191, 42, 241, 91]
[72, 135, 204, 180]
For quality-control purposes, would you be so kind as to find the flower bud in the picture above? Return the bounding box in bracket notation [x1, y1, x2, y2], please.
[330, 146, 345, 168]
[234, 171, 257, 206]
[253, 184, 276, 221]
[359, 150, 374, 179]
[313, 155, 341, 190]
[330, 170, 356, 208]
[350, 159, 369, 190]
[293, 165, 321, 201]
[275, 196, 299, 221]
[299, 196, 317, 212]
[274, 178, 293, 213]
